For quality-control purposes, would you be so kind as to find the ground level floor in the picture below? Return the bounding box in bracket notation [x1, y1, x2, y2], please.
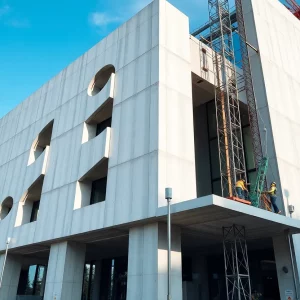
[0, 224, 299, 300]
[1, 198, 300, 300]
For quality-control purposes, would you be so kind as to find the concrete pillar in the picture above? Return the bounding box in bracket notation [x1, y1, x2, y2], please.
[44, 241, 86, 300]
[126, 223, 182, 300]
[273, 235, 300, 300]
[92, 261, 102, 300]
[0, 254, 22, 300]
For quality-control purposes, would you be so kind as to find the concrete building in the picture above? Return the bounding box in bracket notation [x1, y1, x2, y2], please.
[0, 0, 300, 299]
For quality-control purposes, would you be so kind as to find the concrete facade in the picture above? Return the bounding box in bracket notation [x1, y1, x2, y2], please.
[0, 0, 300, 299]
[243, 0, 300, 296]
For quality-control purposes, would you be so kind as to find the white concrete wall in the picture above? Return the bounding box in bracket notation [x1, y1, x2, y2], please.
[189, 36, 247, 104]
[190, 36, 215, 86]
[157, 1, 196, 207]
[127, 223, 182, 300]
[244, 0, 300, 216]
[0, 254, 22, 300]
[273, 235, 300, 300]
[0, 0, 196, 253]
[43, 242, 86, 300]
[243, 0, 300, 295]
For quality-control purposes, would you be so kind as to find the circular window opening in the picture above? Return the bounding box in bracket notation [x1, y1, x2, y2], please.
[87, 64, 115, 97]
[0, 197, 13, 220]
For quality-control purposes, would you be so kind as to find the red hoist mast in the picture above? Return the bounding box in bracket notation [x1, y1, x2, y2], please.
[286, 0, 300, 19]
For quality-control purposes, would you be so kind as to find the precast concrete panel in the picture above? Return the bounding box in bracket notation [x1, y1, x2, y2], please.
[0, 0, 196, 252]
[243, 0, 300, 296]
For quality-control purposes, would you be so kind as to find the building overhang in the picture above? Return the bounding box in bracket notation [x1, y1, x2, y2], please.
[6, 195, 300, 256]
[156, 195, 300, 241]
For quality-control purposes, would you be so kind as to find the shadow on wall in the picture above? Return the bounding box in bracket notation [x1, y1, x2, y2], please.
[0, 196, 13, 220]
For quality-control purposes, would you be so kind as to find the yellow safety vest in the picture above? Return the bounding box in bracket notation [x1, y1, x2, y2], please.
[267, 186, 277, 196]
[236, 180, 247, 190]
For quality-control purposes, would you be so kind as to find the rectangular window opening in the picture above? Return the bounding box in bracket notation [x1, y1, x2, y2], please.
[96, 117, 112, 137]
[90, 177, 107, 205]
[30, 200, 40, 222]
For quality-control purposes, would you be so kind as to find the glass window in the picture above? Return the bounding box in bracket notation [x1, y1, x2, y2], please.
[30, 200, 40, 222]
[18, 265, 46, 296]
[96, 117, 112, 136]
[90, 177, 107, 205]
[82, 263, 95, 300]
[35, 266, 45, 295]
[100, 257, 127, 300]
[210, 139, 221, 180]
[243, 126, 255, 171]
[25, 265, 37, 295]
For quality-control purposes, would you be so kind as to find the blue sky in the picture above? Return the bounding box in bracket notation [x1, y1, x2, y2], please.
[1, 0, 284, 118]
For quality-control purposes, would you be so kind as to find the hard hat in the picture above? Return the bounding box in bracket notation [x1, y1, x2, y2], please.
[271, 182, 276, 186]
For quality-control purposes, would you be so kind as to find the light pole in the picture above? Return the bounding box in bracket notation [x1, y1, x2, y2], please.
[165, 187, 172, 300]
[0, 237, 11, 290]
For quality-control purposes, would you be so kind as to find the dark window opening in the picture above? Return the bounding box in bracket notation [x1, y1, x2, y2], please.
[182, 256, 193, 282]
[96, 117, 112, 137]
[90, 177, 107, 205]
[19, 175, 44, 225]
[30, 200, 40, 222]
[82, 262, 96, 300]
[85, 98, 113, 142]
[17, 265, 46, 296]
[99, 257, 128, 300]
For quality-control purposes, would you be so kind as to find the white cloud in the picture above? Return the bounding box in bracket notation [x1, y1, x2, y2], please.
[0, 4, 10, 17]
[89, 12, 121, 27]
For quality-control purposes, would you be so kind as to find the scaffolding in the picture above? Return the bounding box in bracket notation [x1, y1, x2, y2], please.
[286, 0, 300, 19]
[235, 0, 263, 168]
[208, 0, 247, 197]
[223, 225, 251, 300]
[208, 1, 252, 299]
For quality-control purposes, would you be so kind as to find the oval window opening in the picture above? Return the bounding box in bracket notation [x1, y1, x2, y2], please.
[87, 64, 115, 97]
[0, 197, 13, 220]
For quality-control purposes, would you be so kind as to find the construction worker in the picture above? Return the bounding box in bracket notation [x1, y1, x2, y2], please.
[235, 179, 249, 199]
[264, 182, 281, 214]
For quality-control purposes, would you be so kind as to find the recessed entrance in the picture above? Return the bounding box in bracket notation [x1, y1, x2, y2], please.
[181, 231, 280, 300]
[81, 234, 129, 300]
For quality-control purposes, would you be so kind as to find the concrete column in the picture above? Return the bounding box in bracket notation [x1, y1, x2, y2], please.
[126, 223, 182, 300]
[273, 235, 300, 300]
[44, 241, 86, 300]
[92, 260, 102, 300]
[0, 254, 22, 300]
